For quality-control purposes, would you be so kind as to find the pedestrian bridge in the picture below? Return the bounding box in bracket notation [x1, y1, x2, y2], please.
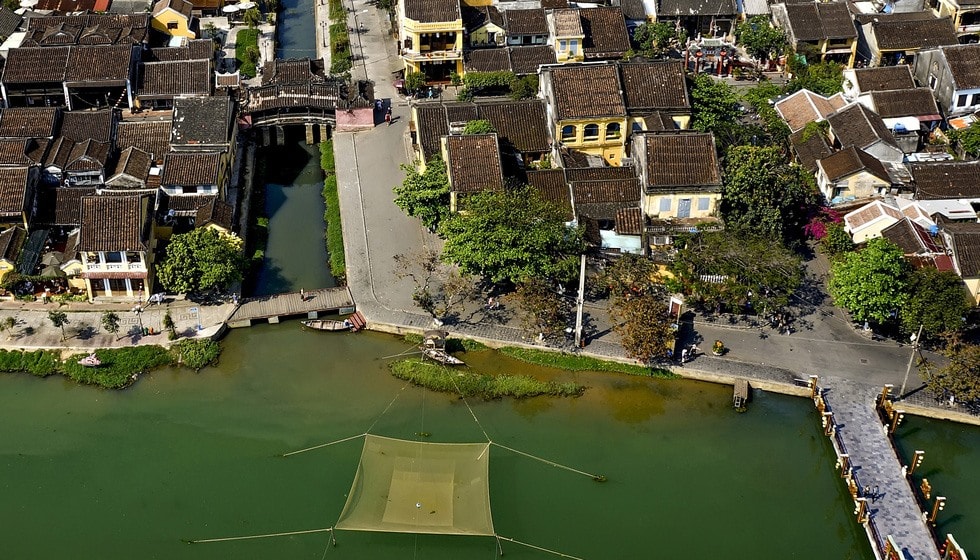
[226, 287, 355, 328]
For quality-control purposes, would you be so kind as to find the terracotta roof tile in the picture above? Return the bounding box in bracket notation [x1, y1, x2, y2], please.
[546, 64, 625, 120]
[615, 206, 644, 235]
[195, 197, 234, 230]
[464, 48, 512, 73]
[475, 100, 550, 154]
[0, 167, 32, 218]
[817, 146, 890, 183]
[116, 120, 171, 161]
[0, 107, 60, 138]
[79, 194, 150, 252]
[152, 0, 193, 19]
[35, 186, 95, 226]
[844, 201, 903, 231]
[161, 152, 221, 186]
[851, 65, 915, 93]
[551, 9, 583, 36]
[66, 45, 135, 83]
[911, 162, 980, 199]
[0, 139, 45, 166]
[779, 2, 856, 41]
[571, 178, 640, 219]
[775, 89, 847, 133]
[1, 47, 69, 84]
[526, 169, 572, 220]
[59, 109, 116, 143]
[504, 8, 547, 35]
[107, 146, 151, 188]
[635, 132, 721, 190]
[444, 133, 504, 194]
[941, 44, 980, 90]
[827, 103, 898, 151]
[565, 166, 635, 182]
[619, 61, 689, 112]
[403, 0, 460, 23]
[415, 104, 451, 161]
[580, 7, 630, 59]
[139, 60, 212, 98]
[509, 45, 556, 75]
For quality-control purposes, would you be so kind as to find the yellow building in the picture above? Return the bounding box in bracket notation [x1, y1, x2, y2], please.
[816, 147, 892, 205]
[78, 195, 155, 301]
[927, 0, 980, 41]
[771, 2, 858, 68]
[0, 226, 25, 284]
[630, 132, 723, 223]
[151, 0, 197, 40]
[549, 9, 585, 63]
[399, 0, 464, 81]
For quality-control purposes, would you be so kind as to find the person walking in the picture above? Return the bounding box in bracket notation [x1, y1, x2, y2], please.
[385, 108, 392, 126]
[300, 288, 305, 301]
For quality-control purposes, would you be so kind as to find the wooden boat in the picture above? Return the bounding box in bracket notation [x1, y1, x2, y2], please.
[422, 347, 465, 366]
[78, 353, 101, 367]
[302, 319, 352, 331]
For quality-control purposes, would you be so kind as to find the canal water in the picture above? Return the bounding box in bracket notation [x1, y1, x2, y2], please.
[895, 417, 980, 557]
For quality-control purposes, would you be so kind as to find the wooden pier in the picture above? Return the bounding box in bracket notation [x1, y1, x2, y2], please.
[733, 379, 749, 409]
[227, 287, 355, 328]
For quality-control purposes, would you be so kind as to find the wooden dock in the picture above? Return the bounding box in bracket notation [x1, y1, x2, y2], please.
[227, 287, 355, 328]
[733, 379, 749, 409]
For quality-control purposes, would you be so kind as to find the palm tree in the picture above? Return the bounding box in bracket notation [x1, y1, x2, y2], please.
[0, 316, 15, 339]
[48, 310, 69, 341]
[243, 7, 262, 28]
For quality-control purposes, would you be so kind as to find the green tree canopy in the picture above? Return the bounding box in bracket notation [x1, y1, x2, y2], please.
[921, 334, 980, 406]
[741, 81, 790, 143]
[394, 157, 450, 231]
[690, 74, 741, 135]
[243, 7, 262, 28]
[721, 145, 819, 243]
[829, 238, 909, 324]
[48, 310, 69, 341]
[157, 228, 245, 294]
[603, 253, 664, 299]
[405, 72, 426, 94]
[901, 268, 970, 339]
[786, 48, 844, 97]
[515, 278, 571, 341]
[735, 16, 787, 61]
[612, 293, 674, 363]
[463, 120, 495, 135]
[632, 22, 685, 57]
[948, 121, 980, 158]
[439, 187, 585, 284]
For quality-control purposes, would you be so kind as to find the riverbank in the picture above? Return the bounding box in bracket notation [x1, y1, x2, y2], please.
[389, 358, 584, 399]
[319, 140, 346, 281]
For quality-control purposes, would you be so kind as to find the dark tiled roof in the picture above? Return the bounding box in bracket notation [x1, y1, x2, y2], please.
[462, 4, 503, 32]
[116, 120, 171, 161]
[509, 45, 556, 75]
[637, 132, 721, 190]
[59, 110, 116, 143]
[0, 7, 22, 39]
[476, 100, 551, 154]
[547, 64, 625, 120]
[152, 0, 193, 18]
[540, 0, 569, 7]
[162, 192, 214, 215]
[0, 139, 44, 166]
[818, 146, 890, 183]
[781, 2, 857, 41]
[642, 112, 677, 131]
[620, 61, 689, 112]
[109, 146, 151, 184]
[571, 178, 641, 220]
[789, 128, 833, 173]
[660, 0, 736, 17]
[504, 8, 547, 35]
[1, 47, 69, 84]
[944, 222, 980, 277]
[881, 217, 942, 255]
[827, 103, 898, 151]
[415, 104, 451, 160]
[851, 65, 915, 93]
[161, 152, 221, 186]
[34, 186, 95, 226]
[79, 194, 149, 252]
[24, 14, 149, 46]
[215, 72, 241, 88]
[868, 88, 940, 119]
[0, 226, 25, 262]
[526, 169, 572, 220]
[911, 162, 980, 199]
[579, 7, 630, 59]
[445, 104, 480, 123]
[942, 44, 980, 90]
[444, 134, 504, 194]
[66, 45, 135, 83]
[0, 167, 31, 218]
[464, 48, 512, 72]
[65, 139, 110, 172]
[139, 60, 212, 98]
[565, 166, 635, 182]
[196, 197, 234, 230]
[868, 15, 956, 51]
[615, 207, 644, 235]
[144, 40, 214, 62]
[171, 96, 233, 146]
[261, 58, 327, 86]
[0, 107, 59, 138]
[403, 0, 460, 23]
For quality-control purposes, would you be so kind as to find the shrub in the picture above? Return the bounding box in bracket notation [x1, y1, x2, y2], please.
[171, 339, 220, 370]
[319, 141, 346, 281]
[389, 359, 584, 399]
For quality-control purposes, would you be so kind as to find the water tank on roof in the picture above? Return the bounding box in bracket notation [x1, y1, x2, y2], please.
[929, 225, 940, 236]
[894, 123, 907, 133]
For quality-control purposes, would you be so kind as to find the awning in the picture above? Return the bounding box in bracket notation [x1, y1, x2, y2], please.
[81, 271, 148, 280]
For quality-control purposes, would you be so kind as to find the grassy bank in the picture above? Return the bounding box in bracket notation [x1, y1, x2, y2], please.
[499, 347, 676, 378]
[0, 340, 221, 389]
[235, 28, 260, 78]
[390, 359, 584, 399]
[319, 140, 346, 281]
[327, 0, 352, 73]
[403, 333, 487, 353]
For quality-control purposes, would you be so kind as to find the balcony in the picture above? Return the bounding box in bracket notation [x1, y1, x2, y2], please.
[401, 49, 462, 62]
[957, 23, 980, 33]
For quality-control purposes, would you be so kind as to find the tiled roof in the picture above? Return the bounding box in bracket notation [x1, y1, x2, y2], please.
[415, 105, 451, 161]
[827, 103, 898, 151]
[571, 178, 641, 220]
[261, 58, 327, 86]
[547, 64, 625, 120]
[79, 194, 149, 252]
[65, 139, 110, 172]
[0, 107, 60, 138]
[144, 40, 214, 62]
[579, 7, 630, 59]
[171, 96, 233, 146]
[108, 146, 151, 186]
[504, 8, 547, 35]
[161, 152, 222, 186]
[0, 167, 31, 218]
[0, 7, 22, 39]
[619, 61, 689, 112]
[0, 226, 25, 262]
[462, 4, 503, 32]
[941, 44, 980, 90]
[944, 221, 980, 277]
[540, 0, 569, 7]
[0, 139, 45, 167]
[660, 0, 736, 16]
[464, 48, 512, 72]
[1, 47, 69, 84]
[867, 15, 957, 51]
[551, 9, 583, 36]
[195, 197, 234, 231]
[24, 14, 149, 42]
[139, 60, 212, 98]
[34, 186, 95, 226]
[509, 45, 556, 75]
[526, 169, 572, 220]
[844, 200, 902, 231]
[65, 45, 135, 84]
[116, 120, 171, 161]
[789, 128, 833, 173]
[152, 0, 193, 18]
[911, 162, 980, 199]
[774, 89, 847, 133]
[475, 100, 551, 154]
[851, 65, 915, 93]
[59, 109, 116, 143]
[34, 0, 111, 11]
[161, 192, 214, 216]
[615, 207, 644, 235]
[403, 0, 460, 23]
[867, 88, 940, 119]
[636, 132, 721, 190]
[216, 72, 241, 89]
[642, 112, 677, 131]
[444, 134, 504, 194]
[778, 2, 856, 41]
[881, 217, 942, 255]
[565, 166, 635, 182]
[817, 146, 890, 183]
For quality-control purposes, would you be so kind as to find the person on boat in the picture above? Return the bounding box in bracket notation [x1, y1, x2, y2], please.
[342, 319, 353, 329]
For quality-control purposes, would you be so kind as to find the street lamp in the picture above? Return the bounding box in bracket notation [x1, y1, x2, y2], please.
[899, 324, 924, 397]
[132, 305, 143, 332]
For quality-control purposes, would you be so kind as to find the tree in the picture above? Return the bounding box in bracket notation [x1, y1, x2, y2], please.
[921, 334, 980, 407]
[632, 22, 685, 57]
[157, 228, 245, 294]
[509, 74, 538, 100]
[948, 122, 980, 158]
[101, 311, 120, 340]
[821, 223, 854, 257]
[901, 268, 970, 339]
[0, 316, 16, 339]
[612, 293, 674, 363]
[245, 45, 260, 67]
[462, 120, 495, 135]
[48, 310, 69, 341]
[690, 74, 741, 135]
[603, 253, 664, 299]
[515, 278, 571, 341]
[204, 22, 218, 41]
[243, 7, 262, 28]
[405, 71, 427, 95]
[734, 16, 787, 61]
[828, 238, 909, 324]
[439, 187, 585, 285]
[394, 157, 450, 231]
[262, 0, 279, 12]
[394, 250, 476, 323]
[742, 81, 790, 143]
[163, 311, 177, 340]
[786, 49, 844, 97]
[721, 145, 820, 243]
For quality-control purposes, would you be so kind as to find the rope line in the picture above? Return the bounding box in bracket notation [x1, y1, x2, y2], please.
[446, 367, 491, 442]
[491, 442, 605, 481]
[185, 527, 333, 544]
[496, 535, 585, 559]
[282, 433, 365, 457]
[365, 381, 411, 434]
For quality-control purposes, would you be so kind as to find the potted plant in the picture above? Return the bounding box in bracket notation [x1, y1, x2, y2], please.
[712, 340, 725, 356]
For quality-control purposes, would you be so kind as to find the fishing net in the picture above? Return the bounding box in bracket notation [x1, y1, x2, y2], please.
[334, 435, 495, 536]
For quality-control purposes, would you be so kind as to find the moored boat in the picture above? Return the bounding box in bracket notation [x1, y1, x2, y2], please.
[421, 347, 465, 366]
[302, 319, 353, 331]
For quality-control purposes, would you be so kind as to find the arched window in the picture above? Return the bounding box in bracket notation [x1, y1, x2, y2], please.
[606, 122, 621, 139]
[561, 125, 576, 140]
[583, 123, 599, 139]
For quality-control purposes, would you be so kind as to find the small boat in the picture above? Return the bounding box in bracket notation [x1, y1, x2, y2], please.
[302, 319, 352, 331]
[78, 353, 101, 367]
[422, 347, 465, 366]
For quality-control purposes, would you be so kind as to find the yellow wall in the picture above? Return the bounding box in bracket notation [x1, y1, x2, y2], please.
[642, 193, 720, 219]
[461, 0, 491, 6]
[0, 260, 13, 283]
[469, 23, 505, 46]
[401, 16, 465, 76]
[555, 35, 585, 62]
[557, 118, 626, 165]
[964, 277, 979, 305]
[835, 173, 889, 202]
[151, 11, 196, 39]
[817, 38, 856, 68]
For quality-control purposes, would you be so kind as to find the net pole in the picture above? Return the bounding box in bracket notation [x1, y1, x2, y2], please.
[495, 535, 585, 560]
[491, 442, 606, 482]
[185, 527, 333, 544]
[495, 534, 504, 556]
[281, 433, 365, 457]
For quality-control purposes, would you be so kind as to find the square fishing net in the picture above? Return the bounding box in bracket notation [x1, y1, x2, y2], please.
[334, 434, 495, 536]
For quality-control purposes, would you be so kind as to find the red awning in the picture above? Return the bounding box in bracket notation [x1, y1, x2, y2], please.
[82, 271, 148, 280]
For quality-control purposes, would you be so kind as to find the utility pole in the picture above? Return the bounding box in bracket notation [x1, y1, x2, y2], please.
[574, 254, 586, 348]
[899, 324, 924, 397]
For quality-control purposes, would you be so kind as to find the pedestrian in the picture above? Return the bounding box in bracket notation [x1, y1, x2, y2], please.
[690, 343, 700, 357]
[863, 485, 871, 498]
[486, 296, 495, 310]
[385, 108, 392, 126]
[681, 348, 688, 363]
[872, 485, 879, 502]
[300, 288, 305, 301]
